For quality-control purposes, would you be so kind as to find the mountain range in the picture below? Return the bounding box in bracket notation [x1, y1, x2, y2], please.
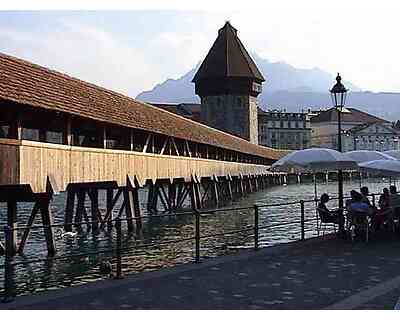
[136, 54, 400, 121]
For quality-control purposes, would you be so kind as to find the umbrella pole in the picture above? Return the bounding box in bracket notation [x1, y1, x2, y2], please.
[359, 171, 362, 189]
[314, 173, 317, 201]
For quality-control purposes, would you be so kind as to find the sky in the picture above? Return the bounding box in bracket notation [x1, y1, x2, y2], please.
[1, 6, 400, 98]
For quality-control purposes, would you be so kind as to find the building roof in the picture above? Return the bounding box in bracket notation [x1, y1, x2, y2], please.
[310, 107, 388, 124]
[347, 122, 397, 134]
[0, 52, 284, 160]
[192, 21, 265, 83]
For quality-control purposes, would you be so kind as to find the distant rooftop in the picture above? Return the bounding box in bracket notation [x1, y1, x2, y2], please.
[310, 107, 388, 124]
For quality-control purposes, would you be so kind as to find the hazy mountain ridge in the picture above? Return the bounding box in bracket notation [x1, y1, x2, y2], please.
[136, 55, 400, 120]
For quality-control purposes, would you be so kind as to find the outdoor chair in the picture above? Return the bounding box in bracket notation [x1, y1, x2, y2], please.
[316, 207, 338, 236]
[346, 212, 371, 243]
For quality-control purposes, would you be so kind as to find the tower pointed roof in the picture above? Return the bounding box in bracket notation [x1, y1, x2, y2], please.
[192, 21, 265, 83]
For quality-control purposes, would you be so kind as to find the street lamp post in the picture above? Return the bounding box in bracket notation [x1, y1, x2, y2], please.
[330, 73, 348, 234]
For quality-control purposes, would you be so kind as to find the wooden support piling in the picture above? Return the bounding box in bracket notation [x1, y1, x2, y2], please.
[159, 183, 172, 212]
[18, 202, 40, 254]
[211, 178, 219, 207]
[6, 201, 18, 256]
[131, 187, 142, 229]
[227, 179, 233, 201]
[106, 189, 114, 229]
[75, 191, 86, 231]
[64, 188, 75, 232]
[247, 176, 253, 193]
[123, 188, 134, 232]
[88, 189, 100, 232]
[239, 176, 244, 197]
[101, 188, 122, 228]
[193, 181, 201, 209]
[147, 183, 156, 213]
[38, 195, 56, 256]
[189, 182, 198, 210]
[254, 175, 259, 191]
[156, 183, 169, 212]
[168, 182, 176, 210]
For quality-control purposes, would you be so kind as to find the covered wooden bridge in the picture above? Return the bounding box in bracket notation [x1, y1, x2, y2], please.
[0, 53, 286, 256]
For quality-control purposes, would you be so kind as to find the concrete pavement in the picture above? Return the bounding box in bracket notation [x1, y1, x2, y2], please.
[3, 234, 400, 310]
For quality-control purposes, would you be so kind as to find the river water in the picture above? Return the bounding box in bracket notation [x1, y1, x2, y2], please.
[0, 177, 392, 297]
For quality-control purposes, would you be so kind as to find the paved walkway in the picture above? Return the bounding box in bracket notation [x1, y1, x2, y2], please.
[3, 233, 400, 310]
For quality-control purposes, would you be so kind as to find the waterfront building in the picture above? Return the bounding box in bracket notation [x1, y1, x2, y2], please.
[258, 109, 312, 150]
[310, 107, 399, 151]
[192, 21, 264, 144]
[343, 122, 400, 152]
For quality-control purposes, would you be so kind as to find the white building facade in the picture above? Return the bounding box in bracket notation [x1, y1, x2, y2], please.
[258, 109, 311, 150]
[310, 107, 400, 152]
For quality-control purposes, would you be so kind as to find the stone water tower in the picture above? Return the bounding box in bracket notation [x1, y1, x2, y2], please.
[192, 21, 265, 144]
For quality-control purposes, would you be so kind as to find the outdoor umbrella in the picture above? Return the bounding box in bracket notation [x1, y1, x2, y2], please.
[271, 148, 359, 200]
[344, 150, 397, 187]
[271, 148, 358, 172]
[383, 150, 400, 160]
[358, 160, 400, 177]
[345, 150, 396, 163]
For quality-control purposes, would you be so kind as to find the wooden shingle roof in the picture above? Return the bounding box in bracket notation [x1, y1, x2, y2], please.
[192, 21, 265, 83]
[0, 52, 283, 160]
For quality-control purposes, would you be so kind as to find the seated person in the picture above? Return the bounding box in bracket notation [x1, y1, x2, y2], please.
[360, 186, 372, 206]
[389, 185, 400, 219]
[346, 190, 370, 217]
[346, 190, 372, 237]
[374, 187, 391, 230]
[378, 188, 390, 210]
[317, 193, 343, 224]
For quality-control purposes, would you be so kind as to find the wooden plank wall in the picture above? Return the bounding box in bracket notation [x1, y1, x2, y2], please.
[4, 140, 271, 193]
[0, 139, 20, 186]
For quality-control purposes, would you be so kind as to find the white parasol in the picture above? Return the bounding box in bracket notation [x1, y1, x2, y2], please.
[271, 148, 359, 200]
[383, 150, 400, 160]
[358, 159, 400, 177]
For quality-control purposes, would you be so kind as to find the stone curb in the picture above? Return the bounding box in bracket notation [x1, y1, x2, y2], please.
[326, 274, 400, 310]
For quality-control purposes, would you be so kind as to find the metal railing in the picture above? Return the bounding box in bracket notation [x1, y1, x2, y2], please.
[0, 194, 362, 303]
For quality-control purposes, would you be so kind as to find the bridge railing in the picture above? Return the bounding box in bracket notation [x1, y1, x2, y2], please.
[0, 193, 379, 303]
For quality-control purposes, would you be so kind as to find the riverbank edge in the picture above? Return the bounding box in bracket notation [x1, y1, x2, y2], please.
[2, 235, 334, 309]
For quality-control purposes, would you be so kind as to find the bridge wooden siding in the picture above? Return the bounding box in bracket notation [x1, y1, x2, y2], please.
[0, 53, 288, 257]
[0, 138, 270, 193]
